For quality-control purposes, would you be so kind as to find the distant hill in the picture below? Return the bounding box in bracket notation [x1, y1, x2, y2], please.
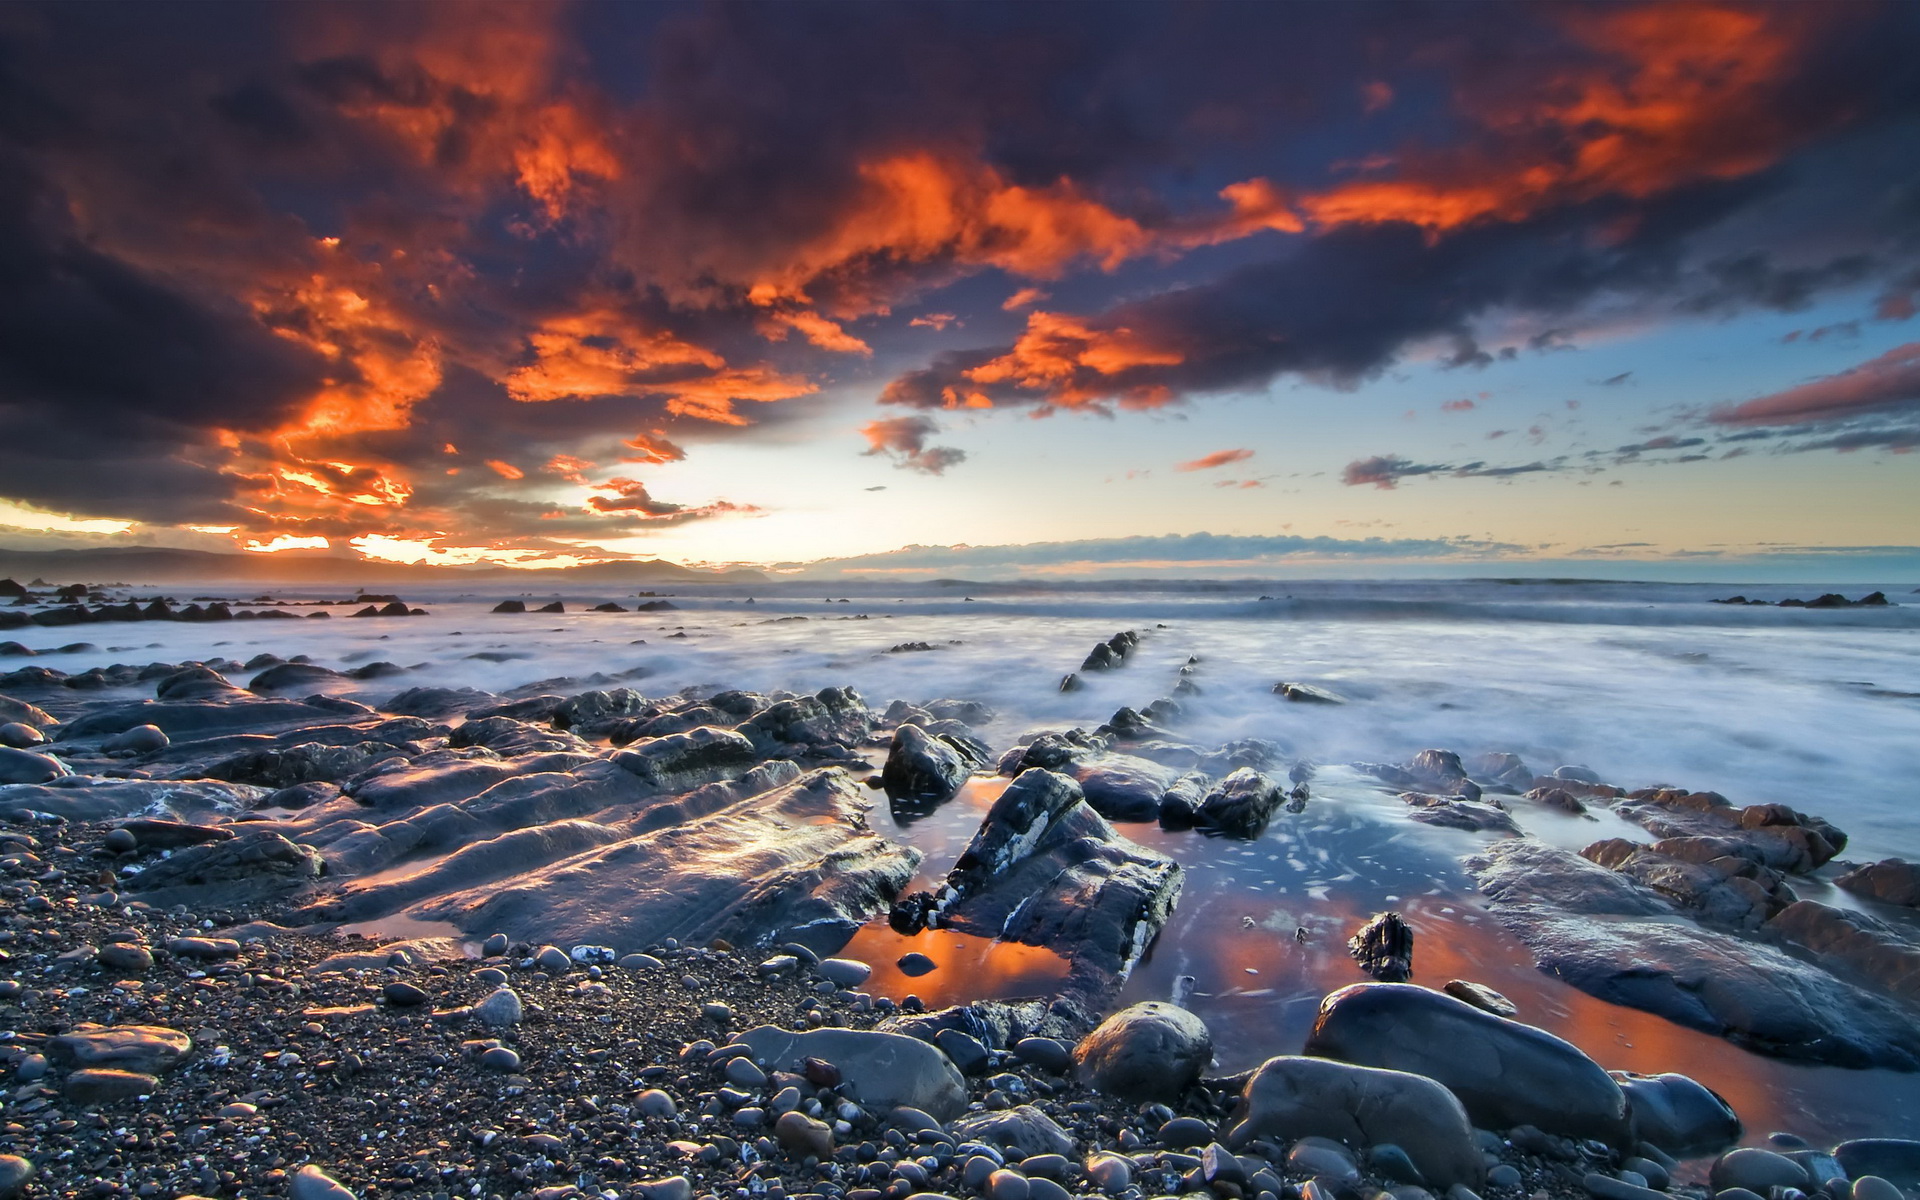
[0, 545, 765, 587]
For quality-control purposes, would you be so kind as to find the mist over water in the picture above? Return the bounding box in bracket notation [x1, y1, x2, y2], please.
[16, 575, 1920, 1147]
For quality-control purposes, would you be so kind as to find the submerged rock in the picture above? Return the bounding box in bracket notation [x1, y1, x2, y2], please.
[1614, 1071, 1741, 1157]
[1836, 859, 1920, 908]
[1304, 982, 1629, 1143]
[1226, 1055, 1484, 1188]
[1194, 768, 1284, 838]
[735, 1025, 967, 1119]
[1347, 911, 1414, 982]
[882, 723, 974, 803]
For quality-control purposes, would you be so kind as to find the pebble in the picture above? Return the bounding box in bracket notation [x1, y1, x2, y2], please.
[217, 1102, 258, 1119]
[1290, 1137, 1359, 1182]
[66, 1068, 158, 1103]
[759, 954, 799, 975]
[898, 952, 937, 976]
[474, 986, 524, 1026]
[1372, 1144, 1427, 1186]
[15, 1053, 47, 1081]
[726, 1056, 769, 1087]
[0, 1155, 32, 1197]
[820, 957, 873, 986]
[290, 1164, 359, 1200]
[481, 932, 510, 955]
[1086, 1153, 1132, 1193]
[1712, 1150, 1810, 1194]
[534, 944, 570, 973]
[1028, 1179, 1070, 1200]
[479, 1046, 521, 1071]
[474, 966, 508, 985]
[987, 1169, 1031, 1200]
[637, 1177, 693, 1200]
[1487, 1165, 1522, 1189]
[1584, 1173, 1664, 1200]
[638, 1088, 679, 1117]
[774, 1110, 835, 1157]
[1158, 1117, 1213, 1148]
[621, 952, 666, 970]
[103, 827, 138, 853]
[703, 1002, 734, 1022]
[1854, 1179, 1904, 1200]
[1013, 1037, 1073, 1074]
[734, 1106, 766, 1128]
[382, 981, 428, 1006]
[1622, 1157, 1669, 1190]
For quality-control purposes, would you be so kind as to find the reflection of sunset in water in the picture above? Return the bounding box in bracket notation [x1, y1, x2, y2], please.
[841, 923, 1072, 1008]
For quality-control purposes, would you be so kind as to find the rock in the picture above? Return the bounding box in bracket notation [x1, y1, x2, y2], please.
[883, 724, 973, 803]
[1013, 1037, 1074, 1074]
[1621, 1157, 1670, 1191]
[1836, 860, 1920, 908]
[1158, 1116, 1214, 1148]
[637, 1088, 677, 1117]
[291, 1164, 359, 1200]
[888, 768, 1182, 1007]
[1441, 980, 1515, 1017]
[250, 662, 346, 693]
[166, 936, 241, 959]
[125, 828, 322, 906]
[1583, 1173, 1664, 1200]
[1227, 1055, 1483, 1187]
[1195, 767, 1285, 838]
[1086, 1153, 1132, 1193]
[14, 1054, 46, 1081]
[1275, 682, 1345, 704]
[1400, 792, 1522, 835]
[935, 1028, 991, 1075]
[951, 1106, 1077, 1158]
[0, 1155, 33, 1198]
[0, 745, 67, 784]
[474, 987, 524, 1026]
[103, 827, 138, 853]
[1468, 840, 1920, 1069]
[1709, 1150, 1809, 1194]
[1615, 1072, 1741, 1157]
[383, 981, 428, 1007]
[479, 1046, 521, 1071]
[1289, 1137, 1360, 1182]
[1070, 1000, 1211, 1102]
[65, 1068, 158, 1103]
[820, 957, 872, 987]
[534, 944, 571, 973]
[1304, 982, 1627, 1143]
[726, 1056, 769, 1087]
[48, 1024, 193, 1074]
[0, 722, 43, 748]
[987, 1169, 1030, 1200]
[1834, 1141, 1920, 1187]
[1349, 911, 1414, 982]
[735, 1025, 968, 1119]
[1069, 756, 1183, 822]
[637, 1178, 692, 1200]
[774, 1110, 835, 1158]
[899, 952, 937, 976]
[97, 941, 153, 971]
[1853, 1179, 1905, 1200]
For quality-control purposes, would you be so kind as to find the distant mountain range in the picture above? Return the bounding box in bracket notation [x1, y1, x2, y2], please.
[0, 545, 765, 587]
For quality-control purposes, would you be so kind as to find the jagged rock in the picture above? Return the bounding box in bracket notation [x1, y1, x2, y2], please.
[492, 600, 527, 613]
[1612, 791, 1845, 873]
[735, 1025, 967, 1120]
[1000, 728, 1111, 775]
[888, 768, 1181, 1007]
[1467, 839, 1920, 1069]
[1304, 982, 1629, 1143]
[1194, 768, 1284, 838]
[1764, 900, 1920, 1004]
[1581, 838, 1795, 931]
[1400, 792, 1520, 835]
[1348, 912, 1414, 982]
[951, 1105, 1078, 1157]
[126, 829, 323, 904]
[738, 687, 872, 753]
[1836, 859, 1920, 908]
[1273, 682, 1345, 705]
[1071, 1001, 1212, 1102]
[882, 724, 973, 803]
[1226, 1055, 1484, 1188]
[553, 688, 651, 736]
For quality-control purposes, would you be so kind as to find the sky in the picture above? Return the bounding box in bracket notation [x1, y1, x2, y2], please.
[1, 0, 1918, 580]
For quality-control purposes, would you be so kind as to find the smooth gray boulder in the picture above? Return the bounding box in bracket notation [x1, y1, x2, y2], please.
[48, 1024, 192, 1074]
[1225, 1055, 1484, 1188]
[1710, 1149, 1809, 1194]
[1835, 1141, 1920, 1187]
[951, 1105, 1077, 1158]
[1304, 982, 1628, 1143]
[735, 1025, 966, 1120]
[1072, 1001, 1212, 1102]
[1614, 1071, 1740, 1157]
[102, 724, 169, 754]
[0, 722, 43, 748]
[0, 746, 66, 784]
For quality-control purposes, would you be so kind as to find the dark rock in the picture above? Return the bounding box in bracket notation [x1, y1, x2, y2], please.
[1227, 1055, 1482, 1188]
[1834, 1140, 1920, 1186]
[1709, 1149, 1809, 1194]
[49, 1024, 192, 1073]
[1763, 900, 1920, 1005]
[1195, 767, 1284, 838]
[249, 662, 346, 693]
[384, 981, 429, 1007]
[1835, 859, 1920, 908]
[951, 1106, 1076, 1158]
[0, 745, 67, 783]
[883, 724, 973, 803]
[898, 952, 937, 976]
[1304, 982, 1628, 1142]
[65, 1068, 159, 1103]
[1348, 911, 1414, 982]
[1441, 980, 1516, 1017]
[1615, 1072, 1741, 1157]
[1274, 682, 1345, 704]
[126, 829, 323, 904]
[493, 600, 528, 613]
[102, 723, 169, 754]
[1071, 1000, 1211, 1102]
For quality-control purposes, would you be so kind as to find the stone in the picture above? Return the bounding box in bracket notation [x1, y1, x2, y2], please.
[0, 1155, 33, 1198]
[15, 1054, 46, 1081]
[97, 941, 153, 971]
[1583, 1173, 1664, 1200]
[637, 1088, 678, 1117]
[167, 936, 242, 959]
[775, 1110, 835, 1157]
[1086, 1153, 1132, 1193]
[535, 944, 571, 973]
[474, 987, 524, 1026]
[291, 1165, 359, 1200]
[637, 1178, 693, 1200]
[726, 1056, 769, 1087]
[883, 724, 973, 802]
[1709, 1150, 1808, 1194]
[951, 1106, 1077, 1158]
[383, 981, 428, 1007]
[1835, 1141, 1920, 1188]
[1158, 1116, 1213, 1148]
[1289, 1137, 1359, 1181]
[935, 1028, 992, 1075]
[820, 957, 872, 986]
[48, 1024, 192, 1074]
[1852, 1179, 1904, 1200]
[1614, 1072, 1741, 1157]
[103, 827, 138, 853]
[1305, 983, 1627, 1143]
[1484, 1164, 1520, 1189]
[1196, 768, 1285, 838]
[0, 746, 67, 784]
[1836, 860, 1920, 908]
[0, 722, 43, 748]
[735, 1025, 968, 1120]
[1013, 1037, 1074, 1074]
[1349, 911, 1414, 982]
[1227, 1055, 1483, 1188]
[479, 1046, 521, 1071]
[66, 1068, 158, 1103]
[988, 1170, 1031, 1200]
[1071, 1000, 1212, 1102]
[899, 952, 937, 976]
[1442, 980, 1516, 1017]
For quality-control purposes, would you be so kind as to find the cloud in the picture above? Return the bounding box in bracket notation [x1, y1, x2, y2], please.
[1176, 448, 1255, 472]
[1343, 454, 1568, 487]
[1711, 342, 1920, 427]
[584, 477, 758, 523]
[860, 415, 967, 475]
[1440, 398, 1476, 412]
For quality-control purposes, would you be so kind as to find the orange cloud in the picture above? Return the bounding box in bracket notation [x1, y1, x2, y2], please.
[759, 308, 872, 355]
[486, 459, 525, 480]
[622, 430, 687, 465]
[1177, 448, 1255, 472]
[963, 310, 1183, 409]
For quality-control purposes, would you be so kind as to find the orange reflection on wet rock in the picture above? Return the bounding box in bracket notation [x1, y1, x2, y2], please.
[840, 923, 1072, 1010]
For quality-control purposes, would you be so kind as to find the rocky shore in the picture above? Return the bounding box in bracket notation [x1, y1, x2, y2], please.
[1, 611, 1918, 1200]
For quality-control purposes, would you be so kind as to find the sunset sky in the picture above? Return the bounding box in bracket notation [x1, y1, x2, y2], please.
[1, 1, 1917, 578]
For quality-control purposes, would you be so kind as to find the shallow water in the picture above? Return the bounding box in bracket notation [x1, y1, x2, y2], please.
[11, 576, 1920, 1148]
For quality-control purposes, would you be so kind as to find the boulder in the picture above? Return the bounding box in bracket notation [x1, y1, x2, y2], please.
[48, 1024, 192, 1073]
[125, 829, 323, 904]
[1836, 860, 1920, 908]
[1304, 982, 1628, 1143]
[735, 1026, 967, 1120]
[1764, 900, 1920, 1004]
[1710, 1149, 1809, 1194]
[889, 769, 1182, 1007]
[102, 724, 169, 755]
[738, 687, 873, 753]
[1226, 1055, 1484, 1188]
[1399, 792, 1521, 835]
[1615, 1072, 1741, 1157]
[1069, 756, 1183, 822]
[0, 746, 66, 784]
[1834, 1140, 1920, 1187]
[65, 1068, 158, 1104]
[882, 724, 972, 803]
[250, 662, 346, 693]
[0, 722, 42, 748]
[1071, 1001, 1212, 1102]
[1194, 768, 1284, 838]
[950, 1105, 1077, 1158]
